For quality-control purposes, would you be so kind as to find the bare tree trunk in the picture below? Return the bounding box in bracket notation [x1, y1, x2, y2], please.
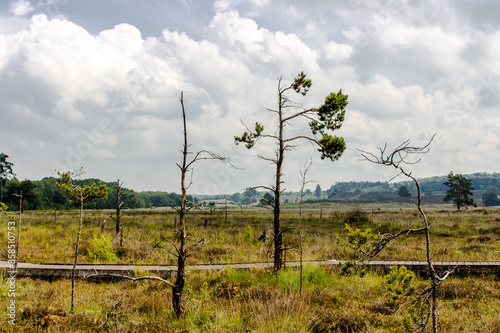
[13, 192, 22, 275]
[172, 234, 186, 317]
[416, 180, 439, 333]
[45, 197, 58, 223]
[172, 91, 189, 317]
[115, 179, 122, 234]
[168, 92, 230, 316]
[359, 137, 442, 333]
[273, 92, 285, 272]
[71, 191, 84, 313]
[432, 283, 438, 332]
[298, 160, 312, 295]
[119, 227, 124, 247]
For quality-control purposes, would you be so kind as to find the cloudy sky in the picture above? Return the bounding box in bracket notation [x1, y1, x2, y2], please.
[1, 0, 499, 194]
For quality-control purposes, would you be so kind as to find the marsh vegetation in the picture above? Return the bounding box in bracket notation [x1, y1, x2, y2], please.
[1, 204, 499, 332]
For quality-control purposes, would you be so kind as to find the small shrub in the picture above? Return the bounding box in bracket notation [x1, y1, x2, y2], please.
[344, 208, 370, 224]
[384, 266, 416, 309]
[150, 234, 164, 249]
[344, 224, 379, 254]
[243, 225, 254, 242]
[337, 224, 379, 276]
[88, 234, 117, 262]
[339, 261, 366, 277]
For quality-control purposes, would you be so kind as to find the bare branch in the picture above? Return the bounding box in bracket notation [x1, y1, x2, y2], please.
[165, 203, 181, 214]
[186, 150, 237, 170]
[85, 272, 175, 288]
[357, 134, 445, 333]
[187, 238, 205, 251]
[245, 185, 275, 193]
[276, 227, 295, 238]
[259, 134, 280, 140]
[284, 135, 321, 145]
[256, 154, 278, 163]
[282, 107, 316, 123]
[162, 239, 181, 256]
[362, 226, 427, 262]
[357, 134, 435, 168]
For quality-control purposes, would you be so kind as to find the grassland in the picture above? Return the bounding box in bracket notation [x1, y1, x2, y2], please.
[0, 203, 499, 332]
[2, 203, 499, 265]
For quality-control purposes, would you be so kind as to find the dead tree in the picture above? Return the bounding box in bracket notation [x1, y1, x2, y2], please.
[298, 160, 313, 295]
[358, 135, 454, 333]
[83, 92, 232, 318]
[169, 91, 234, 317]
[258, 229, 267, 242]
[44, 196, 58, 223]
[114, 179, 134, 234]
[13, 192, 22, 275]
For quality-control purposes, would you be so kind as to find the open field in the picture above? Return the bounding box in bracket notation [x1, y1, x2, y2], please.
[1, 204, 500, 265]
[1, 204, 499, 332]
[1, 266, 499, 332]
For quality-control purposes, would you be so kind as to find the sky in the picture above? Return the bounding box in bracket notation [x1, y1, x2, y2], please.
[0, 0, 499, 195]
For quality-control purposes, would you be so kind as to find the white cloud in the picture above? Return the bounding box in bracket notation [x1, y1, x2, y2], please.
[9, 0, 34, 16]
[1, 2, 500, 192]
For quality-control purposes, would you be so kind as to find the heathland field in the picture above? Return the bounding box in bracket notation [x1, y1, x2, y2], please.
[1, 203, 499, 332]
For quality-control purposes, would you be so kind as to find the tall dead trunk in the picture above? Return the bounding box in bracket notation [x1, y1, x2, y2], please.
[71, 190, 83, 313]
[417, 179, 439, 333]
[172, 91, 189, 317]
[115, 179, 122, 234]
[273, 90, 285, 272]
[359, 136, 442, 333]
[13, 192, 22, 275]
[172, 227, 187, 316]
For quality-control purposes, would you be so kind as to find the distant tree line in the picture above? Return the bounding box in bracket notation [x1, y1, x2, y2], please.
[0, 177, 194, 211]
[2, 172, 499, 211]
[324, 172, 500, 197]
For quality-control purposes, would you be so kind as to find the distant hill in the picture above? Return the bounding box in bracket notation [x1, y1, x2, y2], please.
[325, 172, 500, 196]
[2, 172, 498, 210]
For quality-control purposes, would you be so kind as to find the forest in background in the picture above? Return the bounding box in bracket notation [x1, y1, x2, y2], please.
[1, 172, 499, 211]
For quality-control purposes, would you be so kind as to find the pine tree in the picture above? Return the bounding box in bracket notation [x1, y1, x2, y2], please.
[443, 172, 476, 210]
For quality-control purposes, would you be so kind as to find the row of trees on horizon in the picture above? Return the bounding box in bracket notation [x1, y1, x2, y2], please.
[1, 157, 500, 211]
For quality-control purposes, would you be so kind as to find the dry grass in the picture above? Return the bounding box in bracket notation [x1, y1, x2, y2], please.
[1, 205, 499, 331]
[1, 266, 499, 332]
[1, 205, 499, 265]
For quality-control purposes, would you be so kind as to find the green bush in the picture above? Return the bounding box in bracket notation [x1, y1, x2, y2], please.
[337, 224, 380, 276]
[88, 234, 117, 262]
[243, 225, 254, 243]
[384, 265, 416, 309]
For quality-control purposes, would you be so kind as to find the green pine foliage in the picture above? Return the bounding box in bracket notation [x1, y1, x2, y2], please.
[384, 266, 416, 309]
[337, 223, 380, 276]
[443, 172, 476, 209]
[88, 234, 117, 262]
